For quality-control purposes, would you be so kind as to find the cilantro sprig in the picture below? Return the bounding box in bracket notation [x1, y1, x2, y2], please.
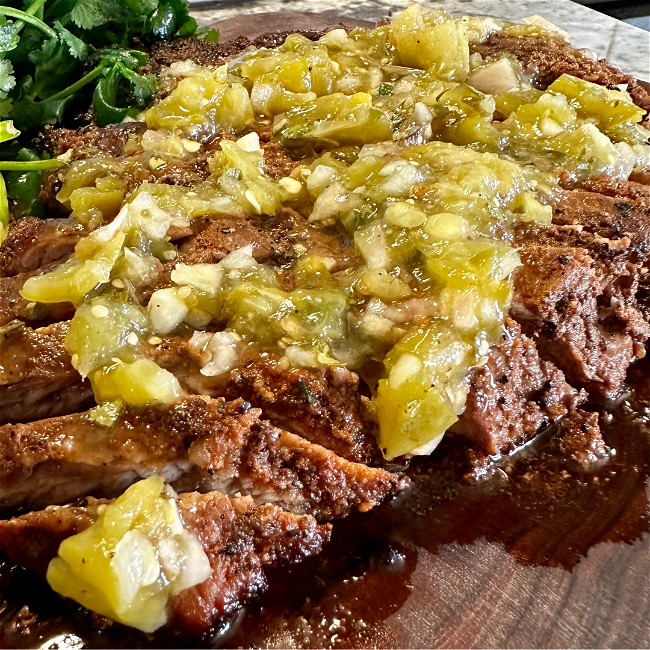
[0, 0, 196, 235]
[0, 0, 196, 130]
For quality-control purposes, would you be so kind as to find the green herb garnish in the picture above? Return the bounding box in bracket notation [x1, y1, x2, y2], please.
[0, 0, 196, 223]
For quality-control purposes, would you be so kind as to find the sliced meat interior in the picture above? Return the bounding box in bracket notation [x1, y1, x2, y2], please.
[0, 269, 75, 328]
[551, 409, 610, 472]
[0, 218, 86, 278]
[0, 322, 381, 463]
[0, 321, 93, 425]
[179, 207, 359, 275]
[226, 359, 380, 464]
[0, 490, 331, 637]
[452, 318, 585, 455]
[509, 181, 650, 398]
[511, 243, 647, 398]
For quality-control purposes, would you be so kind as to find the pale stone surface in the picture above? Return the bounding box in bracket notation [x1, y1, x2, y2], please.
[190, 0, 650, 80]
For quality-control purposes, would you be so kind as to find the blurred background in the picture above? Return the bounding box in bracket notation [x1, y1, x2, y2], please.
[576, 0, 649, 31]
[188, 0, 649, 31]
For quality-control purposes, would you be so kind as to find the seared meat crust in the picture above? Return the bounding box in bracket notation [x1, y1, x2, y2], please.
[170, 491, 331, 635]
[511, 244, 648, 398]
[471, 33, 650, 125]
[227, 360, 381, 464]
[38, 122, 148, 159]
[1, 317, 584, 461]
[0, 491, 331, 636]
[541, 187, 650, 261]
[573, 177, 650, 203]
[180, 215, 296, 267]
[148, 30, 326, 70]
[0, 322, 382, 461]
[0, 396, 408, 519]
[511, 183, 650, 398]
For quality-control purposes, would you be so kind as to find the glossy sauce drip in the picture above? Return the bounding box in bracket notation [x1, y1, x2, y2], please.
[1, 383, 649, 649]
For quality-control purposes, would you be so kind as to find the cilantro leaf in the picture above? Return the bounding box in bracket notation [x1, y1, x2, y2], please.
[0, 17, 20, 54]
[100, 48, 148, 69]
[53, 20, 88, 60]
[150, 3, 176, 39]
[165, 0, 196, 37]
[0, 60, 16, 94]
[28, 36, 80, 99]
[0, 97, 12, 119]
[0, 0, 194, 189]
[71, 0, 129, 30]
[0, 60, 15, 119]
[204, 28, 219, 43]
[5, 24, 42, 67]
[124, 0, 158, 17]
[123, 69, 156, 104]
[71, 0, 159, 30]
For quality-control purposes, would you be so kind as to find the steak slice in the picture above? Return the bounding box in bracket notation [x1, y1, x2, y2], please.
[38, 130, 299, 219]
[8, 209, 358, 325]
[510, 183, 650, 397]
[0, 490, 331, 636]
[511, 243, 648, 398]
[452, 318, 585, 455]
[180, 207, 359, 276]
[471, 32, 650, 124]
[573, 176, 650, 203]
[227, 359, 381, 464]
[0, 323, 381, 462]
[179, 215, 295, 267]
[0, 217, 86, 278]
[0, 270, 75, 328]
[0, 396, 407, 519]
[259, 142, 300, 179]
[0, 321, 93, 425]
[540, 187, 650, 262]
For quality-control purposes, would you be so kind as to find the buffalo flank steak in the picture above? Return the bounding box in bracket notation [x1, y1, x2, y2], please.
[1, 9, 649, 643]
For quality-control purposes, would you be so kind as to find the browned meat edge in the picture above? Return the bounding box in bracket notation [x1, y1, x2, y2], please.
[0, 395, 408, 519]
[0, 321, 93, 426]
